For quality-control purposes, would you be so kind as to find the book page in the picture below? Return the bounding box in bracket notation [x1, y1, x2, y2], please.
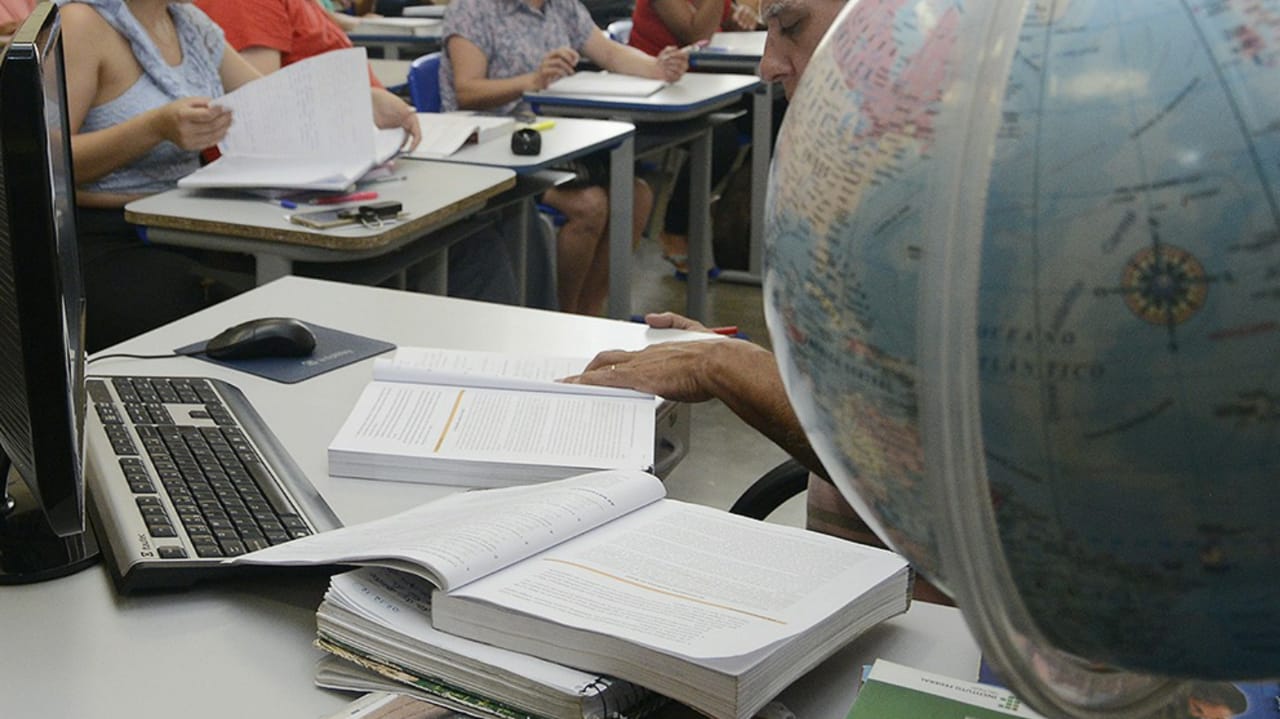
[371, 348, 651, 399]
[229, 470, 666, 590]
[540, 71, 666, 97]
[440, 500, 909, 666]
[327, 568, 618, 696]
[331, 382, 654, 468]
[213, 47, 373, 163]
[405, 114, 484, 158]
[406, 114, 517, 158]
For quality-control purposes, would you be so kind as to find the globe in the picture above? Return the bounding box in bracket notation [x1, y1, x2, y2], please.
[763, 0, 1280, 716]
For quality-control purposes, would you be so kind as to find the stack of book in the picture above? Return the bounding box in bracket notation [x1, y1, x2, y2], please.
[233, 470, 913, 719]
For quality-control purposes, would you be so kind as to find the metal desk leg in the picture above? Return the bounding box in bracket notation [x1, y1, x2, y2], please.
[719, 81, 771, 286]
[515, 200, 531, 305]
[253, 253, 294, 285]
[606, 135, 635, 320]
[686, 126, 712, 322]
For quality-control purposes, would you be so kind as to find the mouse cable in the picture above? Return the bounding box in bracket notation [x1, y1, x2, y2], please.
[86, 349, 207, 365]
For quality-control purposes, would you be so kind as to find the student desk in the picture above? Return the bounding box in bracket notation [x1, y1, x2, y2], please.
[124, 160, 515, 291]
[369, 58, 412, 88]
[1, 277, 981, 719]
[347, 17, 442, 60]
[407, 117, 638, 316]
[525, 72, 766, 321]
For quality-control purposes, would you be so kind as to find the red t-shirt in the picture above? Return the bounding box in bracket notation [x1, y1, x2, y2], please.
[195, 0, 382, 87]
[628, 0, 731, 56]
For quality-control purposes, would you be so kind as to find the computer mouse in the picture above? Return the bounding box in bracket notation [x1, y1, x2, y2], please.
[511, 128, 542, 155]
[203, 317, 317, 360]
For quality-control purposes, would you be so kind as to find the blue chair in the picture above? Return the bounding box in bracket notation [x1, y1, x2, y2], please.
[606, 18, 632, 44]
[408, 51, 442, 112]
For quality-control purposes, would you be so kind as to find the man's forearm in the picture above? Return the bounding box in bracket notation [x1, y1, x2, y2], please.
[700, 341, 828, 478]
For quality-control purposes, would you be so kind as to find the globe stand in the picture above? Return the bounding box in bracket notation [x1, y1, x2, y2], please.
[0, 452, 100, 584]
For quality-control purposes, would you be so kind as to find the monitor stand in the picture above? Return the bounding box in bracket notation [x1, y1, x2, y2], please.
[0, 453, 99, 584]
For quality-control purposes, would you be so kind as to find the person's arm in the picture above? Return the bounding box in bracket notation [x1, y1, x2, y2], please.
[563, 312, 826, 477]
[649, 0, 725, 45]
[218, 41, 267, 92]
[371, 87, 421, 149]
[236, 46, 284, 76]
[582, 28, 687, 81]
[447, 35, 577, 110]
[61, 4, 233, 185]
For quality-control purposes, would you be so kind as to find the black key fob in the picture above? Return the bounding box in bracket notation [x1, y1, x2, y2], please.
[511, 128, 542, 156]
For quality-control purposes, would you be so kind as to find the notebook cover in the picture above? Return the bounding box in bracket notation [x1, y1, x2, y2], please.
[175, 322, 395, 384]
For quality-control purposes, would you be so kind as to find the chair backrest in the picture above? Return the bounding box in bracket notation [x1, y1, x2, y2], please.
[408, 51, 443, 113]
[606, 18, 632, 44]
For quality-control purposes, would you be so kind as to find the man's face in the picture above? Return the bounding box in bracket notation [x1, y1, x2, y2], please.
[757, 0, 845, 100]
[1188, 697, 1237, 719]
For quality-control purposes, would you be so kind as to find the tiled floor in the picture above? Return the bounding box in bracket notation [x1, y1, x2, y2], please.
[626, 229, 807, 529]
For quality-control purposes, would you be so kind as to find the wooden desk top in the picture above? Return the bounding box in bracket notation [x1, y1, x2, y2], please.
[125, 161, 515, 252]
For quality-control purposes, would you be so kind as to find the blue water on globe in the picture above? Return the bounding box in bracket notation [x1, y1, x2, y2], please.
[764, 0, 1280, 689]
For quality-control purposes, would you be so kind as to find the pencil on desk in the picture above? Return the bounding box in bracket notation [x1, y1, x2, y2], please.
[524, 119, 556, 132]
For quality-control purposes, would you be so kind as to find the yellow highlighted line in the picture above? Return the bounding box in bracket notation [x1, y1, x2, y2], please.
[433, 389, 465, 453]
[544, 558, 787, 625]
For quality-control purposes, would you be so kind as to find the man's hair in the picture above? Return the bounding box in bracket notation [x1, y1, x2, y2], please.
[1188, 682, 1248, 714]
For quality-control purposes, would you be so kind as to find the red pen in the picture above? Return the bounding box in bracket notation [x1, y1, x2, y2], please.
[711, 325, 739, 335]
[311, 190, 378, 205]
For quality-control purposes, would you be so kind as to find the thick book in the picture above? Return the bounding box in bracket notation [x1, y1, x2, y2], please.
[231, 470, 913, 719]
[405, 113, 517, 159]
[538, 71, 667, 98]
[178, 48, 404, 192]
[847, 660, 1048, 718]
[327, 348, 655, 488]
[313, 567, 660, 719]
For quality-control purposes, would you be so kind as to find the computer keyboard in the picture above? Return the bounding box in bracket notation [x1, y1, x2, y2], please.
[85, 376, 341, 592]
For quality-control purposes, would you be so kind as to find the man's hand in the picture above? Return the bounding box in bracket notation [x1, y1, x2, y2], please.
[371, 88, 421, 150]
[151, 98, 232, 151]
[642, 311, 710, 332]
[563, 338, 738, 402]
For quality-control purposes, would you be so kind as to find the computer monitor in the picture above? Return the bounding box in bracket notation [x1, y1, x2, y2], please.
[0, 1, 99, 583]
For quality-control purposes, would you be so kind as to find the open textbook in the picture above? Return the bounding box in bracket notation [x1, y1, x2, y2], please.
[405, 113, 517, 159]
[314, 567, 661, 719]
[231, 470, 913, 719]
[327, 347, 655, 487]
[178, 48, 404, 192]
[538, 71, 667, 97]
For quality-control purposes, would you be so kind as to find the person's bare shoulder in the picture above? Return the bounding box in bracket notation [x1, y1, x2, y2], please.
[56, 2, 114, 53]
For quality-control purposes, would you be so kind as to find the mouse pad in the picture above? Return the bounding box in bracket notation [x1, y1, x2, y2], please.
[174, 322, 395, 384]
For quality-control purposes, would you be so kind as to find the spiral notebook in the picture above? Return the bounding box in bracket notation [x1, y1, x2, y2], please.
[313, 567, 662, 719]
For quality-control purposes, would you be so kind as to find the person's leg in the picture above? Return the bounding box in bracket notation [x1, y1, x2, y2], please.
[542, 184, 607, 314]
[445, 224, 519, 305]
[77, 207, 221, 352]
[632, 176, 654, 249]
[660, 123, 743, 272]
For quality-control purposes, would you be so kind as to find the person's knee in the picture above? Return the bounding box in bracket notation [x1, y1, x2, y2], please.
[548, 186, 607, 236]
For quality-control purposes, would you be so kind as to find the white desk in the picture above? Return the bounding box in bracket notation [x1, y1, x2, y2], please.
[0, 278, 982, 719]
[369, 58, 412, 88]
[526, 73, 765, 321]
[348, 17, 442, 60]
[407, 117, 638, 314]
[125, 160, 515, 288]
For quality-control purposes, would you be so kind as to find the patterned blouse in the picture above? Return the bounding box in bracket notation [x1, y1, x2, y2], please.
[440, 0, 595, 114]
